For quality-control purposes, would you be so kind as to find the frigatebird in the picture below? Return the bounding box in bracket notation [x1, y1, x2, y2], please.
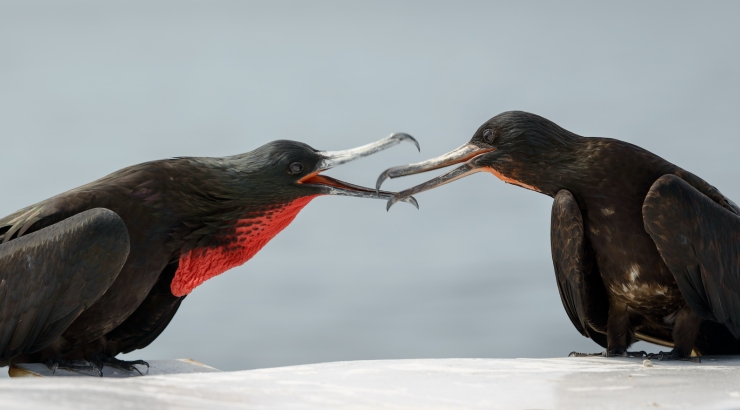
[0, 134, 419, 375]
[377, 111, 740, 361]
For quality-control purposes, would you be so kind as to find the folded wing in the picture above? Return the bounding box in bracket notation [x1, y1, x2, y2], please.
[643, 174, 740, 338]
[0, 208, 129, 361]
[551, 190, 609, 348]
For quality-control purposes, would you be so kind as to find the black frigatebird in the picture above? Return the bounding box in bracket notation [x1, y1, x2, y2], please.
[0, 134, 419, 375]
[377, 111, 740, 361]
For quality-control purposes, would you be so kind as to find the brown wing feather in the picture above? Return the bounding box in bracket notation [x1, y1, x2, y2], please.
[644, 174, 740, 338]
[0, 209, 129, 363]
[551, 190, 609, 348]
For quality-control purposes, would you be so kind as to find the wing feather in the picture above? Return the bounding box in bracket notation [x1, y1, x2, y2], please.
[644, 174, 740, 338]
[0, 208, 130, 360]
[551, 190, 609, 348]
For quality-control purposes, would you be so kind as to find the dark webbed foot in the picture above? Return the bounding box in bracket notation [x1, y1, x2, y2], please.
[647, 350, 701, 363]
[91, 353, 150, 376]
[569, 348, 647, 358]
[45, 358, 102, 376]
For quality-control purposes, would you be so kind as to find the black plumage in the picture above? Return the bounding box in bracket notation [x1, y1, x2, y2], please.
[0, 209, 129, 362]
[0, 135, 417, 372]
[378, 111, 740, 358]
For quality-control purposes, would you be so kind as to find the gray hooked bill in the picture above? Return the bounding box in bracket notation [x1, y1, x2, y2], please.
[376, 142, 495, 210]
[302, 133, 422, 208]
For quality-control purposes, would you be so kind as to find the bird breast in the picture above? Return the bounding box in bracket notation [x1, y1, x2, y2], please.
[606, 262, 682, 316]
[170, 195, 318, 296]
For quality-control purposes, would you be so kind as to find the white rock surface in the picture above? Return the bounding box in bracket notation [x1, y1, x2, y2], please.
[1, 357, 740, 409]
[8, 358, 219, 378]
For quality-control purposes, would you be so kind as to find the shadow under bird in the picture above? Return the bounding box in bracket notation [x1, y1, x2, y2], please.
[378, 111, 740, 361]
[0, 133, 419, 375]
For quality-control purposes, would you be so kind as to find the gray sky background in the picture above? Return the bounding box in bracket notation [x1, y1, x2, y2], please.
[1, 1, 739, 371]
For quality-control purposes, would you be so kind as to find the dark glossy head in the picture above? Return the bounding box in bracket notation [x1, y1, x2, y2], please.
[377, 111, 583, 209]
[215, 133, 421, 208]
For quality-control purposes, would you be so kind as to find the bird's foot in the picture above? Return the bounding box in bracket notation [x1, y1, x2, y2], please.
[647, 350, 700, 363]
[569, 348, 647, 358]
[45, 358, 102, 376]
[90, 353, 150, 376]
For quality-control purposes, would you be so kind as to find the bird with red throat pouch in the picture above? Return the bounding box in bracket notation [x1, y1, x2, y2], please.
[0, 133, 419, 375]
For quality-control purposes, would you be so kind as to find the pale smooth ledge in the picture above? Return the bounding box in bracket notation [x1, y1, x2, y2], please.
[8, 358, 220, 378]
[2, 357, 740, 409]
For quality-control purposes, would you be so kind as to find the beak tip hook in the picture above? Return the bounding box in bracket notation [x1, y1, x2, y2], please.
[386, 195, 417, 211]
[406, 196, 419, 209]
[376, 171, 391, 196]
[391, 133, 421, 152]
[386, 199, 395, 212]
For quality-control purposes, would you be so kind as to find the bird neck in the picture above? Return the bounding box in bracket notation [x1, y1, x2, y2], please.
[493, 136, 586, 197]
[170, 194, 319, 297]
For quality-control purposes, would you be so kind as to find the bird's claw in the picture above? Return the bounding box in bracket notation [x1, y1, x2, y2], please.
[91, 353, 150, 376]
[622, 350, 648, 358]
[568, 351, 602, 357]
[568, 348, 647, 358]
[647, 350, 701, 363]
[45, 358, 102, 376]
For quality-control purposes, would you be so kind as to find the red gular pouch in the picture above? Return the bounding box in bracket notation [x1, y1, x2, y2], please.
[170, 195, 318, 296]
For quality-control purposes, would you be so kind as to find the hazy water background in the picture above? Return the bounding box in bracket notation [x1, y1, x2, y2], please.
[1, 1, 739, 373]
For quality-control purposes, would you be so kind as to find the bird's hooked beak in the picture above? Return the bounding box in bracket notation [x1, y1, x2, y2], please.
[299, 133, 421, 208]
[376, 142, 495, 210]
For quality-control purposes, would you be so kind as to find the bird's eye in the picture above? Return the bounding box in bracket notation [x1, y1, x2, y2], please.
[289, 162, 304, 174]
[482, 129, 495, 144]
